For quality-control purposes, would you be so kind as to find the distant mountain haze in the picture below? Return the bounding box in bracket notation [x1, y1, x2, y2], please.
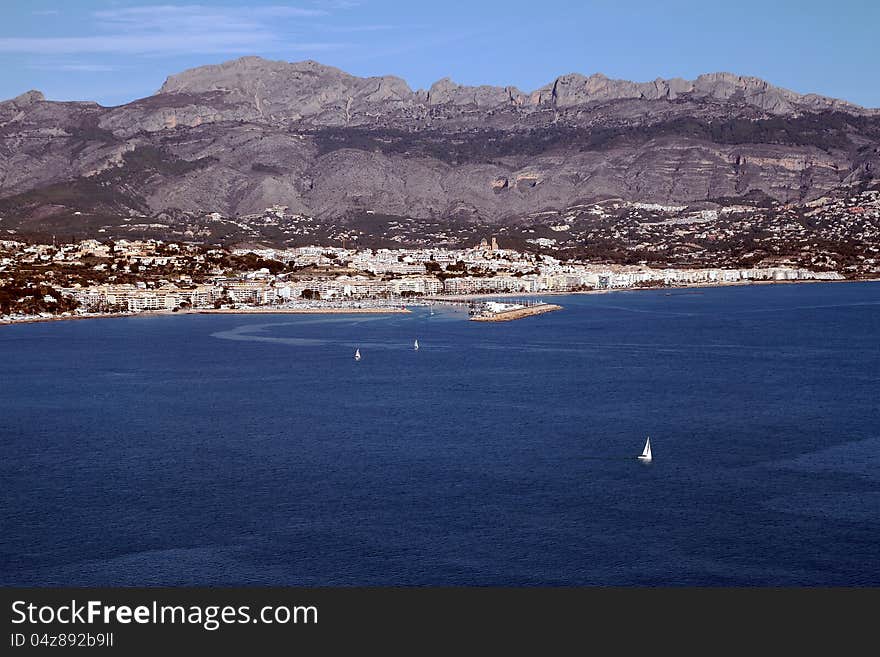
[1, 56, 878, 227]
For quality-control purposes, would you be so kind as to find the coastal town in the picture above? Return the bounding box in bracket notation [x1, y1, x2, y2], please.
[0, 231, 846, 324]
[2, 176, 877, 323]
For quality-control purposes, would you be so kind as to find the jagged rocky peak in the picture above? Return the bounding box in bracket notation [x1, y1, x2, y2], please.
[426, 77, 527, 107]
[483, 67, 855, 114]
[426, 77, 459, 103]
[689, 72, 793, 112]
[3, 57, 875, 226]
[0, 90, 47, 123]
[526, 70, 866, 114]
[158, 56, 349, 94]
[11, 90, 46, 106]
[157, 56, 413, 118]
[150, 57, 868, 118]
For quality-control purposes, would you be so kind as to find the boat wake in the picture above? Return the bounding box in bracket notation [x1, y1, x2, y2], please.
[211, 323, 327, 346]
[211, 321, 439, 352]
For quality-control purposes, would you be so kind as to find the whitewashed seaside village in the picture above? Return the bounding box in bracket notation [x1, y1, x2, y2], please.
[0, 234, 844, 323]
[3, 183, 878, 322]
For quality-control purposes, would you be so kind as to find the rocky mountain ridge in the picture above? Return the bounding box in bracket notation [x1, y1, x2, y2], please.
[1, 57, 878, 234]
[154, 57, 870, 121]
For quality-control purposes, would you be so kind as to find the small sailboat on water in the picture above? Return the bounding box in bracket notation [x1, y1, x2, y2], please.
[638, 437, 652, 462]
[354, 348, 361, 361]
[414, 339, 419, 351]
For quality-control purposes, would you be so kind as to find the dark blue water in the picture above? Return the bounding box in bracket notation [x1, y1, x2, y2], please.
[1, 282, 879, 586]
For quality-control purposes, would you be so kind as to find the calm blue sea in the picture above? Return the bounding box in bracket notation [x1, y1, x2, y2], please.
[1, 282, 879, 586]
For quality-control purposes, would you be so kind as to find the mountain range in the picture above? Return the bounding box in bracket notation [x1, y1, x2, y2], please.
[1, 56, 878, 238]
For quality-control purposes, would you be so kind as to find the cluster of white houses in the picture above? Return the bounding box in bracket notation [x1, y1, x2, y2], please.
[439, 266, 840, 294]
[61, 266, 841, 312]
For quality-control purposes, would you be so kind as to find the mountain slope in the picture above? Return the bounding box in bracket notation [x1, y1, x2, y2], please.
[1, 57, 878, 233]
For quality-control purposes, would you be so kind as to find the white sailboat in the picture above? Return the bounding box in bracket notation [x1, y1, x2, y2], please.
[638, 437, 652, 462]
[414, 339, 419, 351]
[354, 348, 361, 361]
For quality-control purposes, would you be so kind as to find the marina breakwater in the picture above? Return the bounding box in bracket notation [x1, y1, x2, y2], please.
[469, 303, 562, 322]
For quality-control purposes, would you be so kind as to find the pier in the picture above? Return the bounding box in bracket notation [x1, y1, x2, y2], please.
[468, 301, 562, 322]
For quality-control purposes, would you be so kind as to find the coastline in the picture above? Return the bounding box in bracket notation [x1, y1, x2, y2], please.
[0, 305, 411, 327]
[190, 307, 411, 315]
[427, 276, 880, 302]
[2, 277, 878, 327]
[0, 311, 155, 327]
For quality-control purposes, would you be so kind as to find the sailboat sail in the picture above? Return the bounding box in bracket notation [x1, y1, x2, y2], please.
[414, 339, 419, 350]
[354, 348, 361, 361]
[638, 437, 652, 461]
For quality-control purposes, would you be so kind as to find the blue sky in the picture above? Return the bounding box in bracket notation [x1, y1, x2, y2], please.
[2, 0, 878, 107]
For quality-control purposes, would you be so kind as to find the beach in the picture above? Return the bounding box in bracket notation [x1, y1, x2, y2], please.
[191, 307, 411, 315]
[0, 305, 412, 327]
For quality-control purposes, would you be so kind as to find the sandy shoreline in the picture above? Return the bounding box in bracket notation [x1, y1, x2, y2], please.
[191, 307, 411, 315]
[0, 311, 150, 327]
[0, 305, 411, 327]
